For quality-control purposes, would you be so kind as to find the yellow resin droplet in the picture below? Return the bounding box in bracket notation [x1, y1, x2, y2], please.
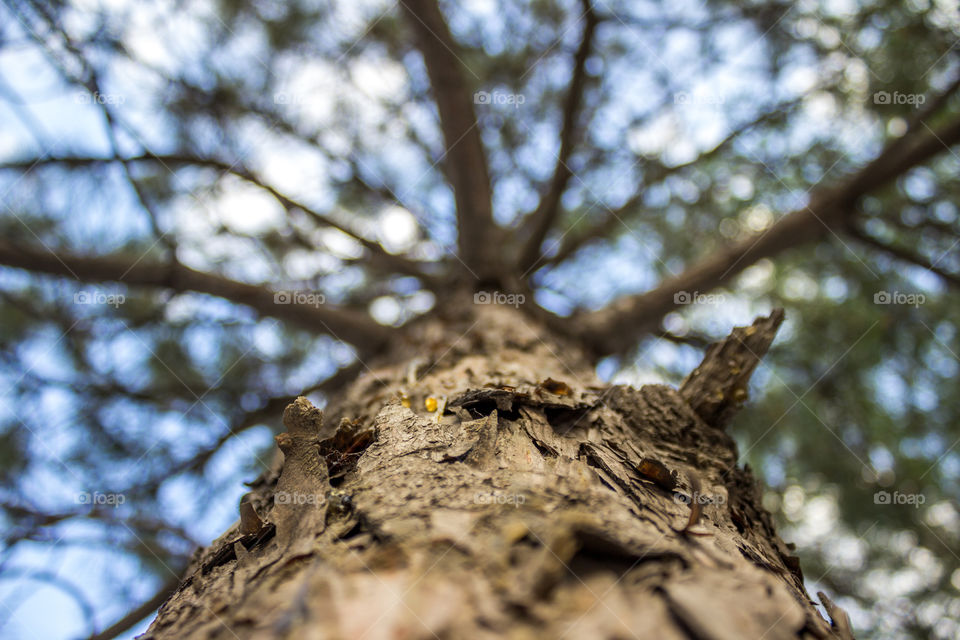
[425, 396, 438, 412]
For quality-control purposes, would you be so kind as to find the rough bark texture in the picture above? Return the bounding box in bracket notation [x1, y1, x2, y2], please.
[141, 305, 853, 639]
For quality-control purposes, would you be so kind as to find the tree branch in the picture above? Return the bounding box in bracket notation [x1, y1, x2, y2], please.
[847, 223, 960, 288]
[655, 328, 712, 350]
[398, 0, 498, 277]
[13, 1, 176, 257]
[517, 0, 599, 274]
[573, 114, 960, 355]
[86, 575, 181, 640]
[0, 154, 440, 287]
[161, 72, 437, 240]
[0, 241, 394, 352]
[543, 96, 803, 268]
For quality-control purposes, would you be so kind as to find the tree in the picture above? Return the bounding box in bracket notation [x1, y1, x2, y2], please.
[0, 0, 957, 639]
[143, 306, 859, 639]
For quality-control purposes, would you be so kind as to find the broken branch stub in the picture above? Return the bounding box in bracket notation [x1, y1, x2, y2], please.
[679, 308, 785, 430]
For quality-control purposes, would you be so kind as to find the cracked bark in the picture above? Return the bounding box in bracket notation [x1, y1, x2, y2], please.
[141, 306, 853, 639]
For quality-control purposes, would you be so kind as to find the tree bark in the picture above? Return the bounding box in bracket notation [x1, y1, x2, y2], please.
[140, 304, 853, 639]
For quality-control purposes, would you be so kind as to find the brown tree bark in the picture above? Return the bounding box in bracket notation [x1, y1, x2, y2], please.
[140, 303, 854, 639]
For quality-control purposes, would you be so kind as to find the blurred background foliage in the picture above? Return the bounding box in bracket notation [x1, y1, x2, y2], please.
[0, 0, 958, 638]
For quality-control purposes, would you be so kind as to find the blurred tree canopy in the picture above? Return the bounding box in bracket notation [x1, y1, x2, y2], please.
[0, 0, 958, 638]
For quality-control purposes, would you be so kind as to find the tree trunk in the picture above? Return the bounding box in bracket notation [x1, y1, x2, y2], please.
[141, 303, 854, 639]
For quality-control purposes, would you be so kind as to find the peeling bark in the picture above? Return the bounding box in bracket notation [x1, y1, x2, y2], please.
[142, 305, 852, 639]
